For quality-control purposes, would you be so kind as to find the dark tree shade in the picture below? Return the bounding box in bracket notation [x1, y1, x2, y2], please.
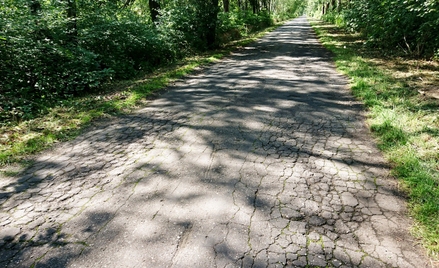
[224, 0, 229, 12]
[30, 0, 41, 15]
[149, 0, 161, 23]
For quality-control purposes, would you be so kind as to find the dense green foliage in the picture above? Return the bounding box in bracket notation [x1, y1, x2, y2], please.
[0, 0, 304, 123]
[0, 20, 281, 166]
[307, 0, 439, 58]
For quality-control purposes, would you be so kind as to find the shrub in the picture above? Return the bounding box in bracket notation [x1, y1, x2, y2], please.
[0, 1, 112, 121]
[322, 0, 439, 57]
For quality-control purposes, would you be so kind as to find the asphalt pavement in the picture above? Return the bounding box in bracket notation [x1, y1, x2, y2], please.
[0, 16, 431, 268]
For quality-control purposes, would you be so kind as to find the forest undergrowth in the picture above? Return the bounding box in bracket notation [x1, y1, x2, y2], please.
[0, 21, 285, 170]
[1, 0, 306, 167]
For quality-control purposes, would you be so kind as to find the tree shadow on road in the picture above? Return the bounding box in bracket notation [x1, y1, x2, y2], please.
[0, 17, 427, 268]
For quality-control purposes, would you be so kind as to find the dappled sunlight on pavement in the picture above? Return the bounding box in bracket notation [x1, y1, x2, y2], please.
[0, 16, 431, 268]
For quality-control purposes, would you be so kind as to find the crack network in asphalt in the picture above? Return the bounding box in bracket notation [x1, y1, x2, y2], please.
[0, 16, 432, 268]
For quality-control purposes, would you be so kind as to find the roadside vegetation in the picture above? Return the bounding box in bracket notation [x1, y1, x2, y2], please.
[3, 0, 438, 260]
[307, 0, 439, 259]
[0, 0, 306, 166]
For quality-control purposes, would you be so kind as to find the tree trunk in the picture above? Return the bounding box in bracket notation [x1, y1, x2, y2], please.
[223, 0, 229, 12]
[337, 0, 341, 12]
[331, 0, 336, 10]
[149, 0, 161, 24]
[251, 0, 257, 14]
[206, 0, 219, 48]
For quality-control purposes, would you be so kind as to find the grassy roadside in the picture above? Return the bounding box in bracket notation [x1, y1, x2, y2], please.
[308, 18, 439, 258]
[0, 22, 286, 171]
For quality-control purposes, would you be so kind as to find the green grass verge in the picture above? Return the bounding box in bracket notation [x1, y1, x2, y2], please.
[308, 18, 439, 257]
[0, 21, 286, 169]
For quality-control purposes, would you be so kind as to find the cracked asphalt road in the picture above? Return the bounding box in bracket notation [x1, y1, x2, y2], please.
[0, 16, 432, 267]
